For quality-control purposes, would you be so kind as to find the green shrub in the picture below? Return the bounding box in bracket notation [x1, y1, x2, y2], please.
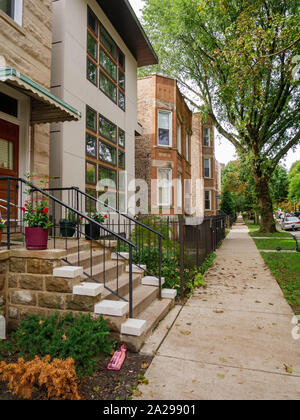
[0, 312, 114, 377]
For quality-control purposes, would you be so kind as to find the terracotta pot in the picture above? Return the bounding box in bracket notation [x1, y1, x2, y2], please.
[25, 227, 49, 251]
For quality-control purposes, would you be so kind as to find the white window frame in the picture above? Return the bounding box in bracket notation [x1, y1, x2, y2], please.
[203, 127, 211, 147]
[177, 120, 181, 154]
[205, 190, 211, 211]
[204, 158, 211, 178]
[0, 0, 23, 25]
[185, 133, 189, 162]
[177, 174, 182, 209]
[158, 168, 172, 207]
[158, 110, 172, 147]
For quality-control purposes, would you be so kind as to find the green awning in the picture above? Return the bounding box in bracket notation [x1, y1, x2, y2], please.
[0, 67, 81, 124]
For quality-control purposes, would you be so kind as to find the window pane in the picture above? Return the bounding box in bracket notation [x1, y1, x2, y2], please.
[177, 175, 182, 208]
[98, 166, 117, 189]
[118, 129, 125, 148]
[204, 159, 211, 178]
[119, 171, 126, 191]
[0, 92, 18, 117]
[0, 0, 14, 18]
[100, 71, 117, 102]
[118, 70, 125, 90]
[86, 134, 97, 157]
[86, 107, 97, 132]
[99, 140, 117, 165]
[87, 58, 98, 85]
[118, 151, 125, 169]
[177, 122, 181, 154]
[186, 134, 189, 161]
[119, 193, 126, 212]
[86, 161, 97, 184]
[88, 7, 98, 36]
[0, 138, 14, 170]
[99, 115, 117, 143]
[100, 26, 117, 59]
[158, 111, 171, 146]
[205, 191, 211, 210]
[158, 169, 172, 206]
[87, 32, 98, 60]
[118, 50, 125, 69]
[86, 189, 97, 213]
[100, 48, 117, 80]
[98, 191, 117, 210]
[118, 90, 125, 111]
[203, 128, 210, 146]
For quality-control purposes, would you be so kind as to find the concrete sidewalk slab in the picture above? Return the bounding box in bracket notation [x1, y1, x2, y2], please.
[135, 222, 300, 400]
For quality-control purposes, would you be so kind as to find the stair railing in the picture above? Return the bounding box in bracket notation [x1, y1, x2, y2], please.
[0, 177, 137, 317]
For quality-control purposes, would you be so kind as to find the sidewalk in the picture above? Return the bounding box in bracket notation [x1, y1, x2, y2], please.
[136, 221, 300, 400]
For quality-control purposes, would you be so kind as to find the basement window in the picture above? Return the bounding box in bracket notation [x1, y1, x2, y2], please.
[0, 0, 23, 26]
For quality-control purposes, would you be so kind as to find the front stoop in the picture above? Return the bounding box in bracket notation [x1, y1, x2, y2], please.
[56, 244, 177, 352]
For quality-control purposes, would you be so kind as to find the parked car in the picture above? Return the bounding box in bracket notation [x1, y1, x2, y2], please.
[281, 216, 300, 231]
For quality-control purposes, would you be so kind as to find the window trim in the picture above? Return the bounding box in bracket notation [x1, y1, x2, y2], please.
[203, 127, 211, 147]
[204, 158, 211, 179]
[205, 190, 212, 211]
[158, 168, 172, 207]
[0, 0, 23, 26]
[177, 121, 182, 154]
[185, 133, 189, 162]
[158, 110, 172, 148]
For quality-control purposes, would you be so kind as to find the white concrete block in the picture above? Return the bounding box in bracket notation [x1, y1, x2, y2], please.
[111, 252, 130, 260]
[73, 283, 104, 297]
[126, 264, 146, 273]
[53, 266, 83, 278]
[94, 300, 129, 316]
[161, 289, 177, 299]
[142, 276, 165, 287]
[0, 315, 6, 340]
[121, 318, 147, 336]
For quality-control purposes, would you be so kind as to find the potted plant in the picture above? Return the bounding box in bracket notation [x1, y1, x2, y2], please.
[21, 200, 53, 250]
[0, 219, 5, 247]
[85, 211, 107, 240]
[60, 210, 82, 238]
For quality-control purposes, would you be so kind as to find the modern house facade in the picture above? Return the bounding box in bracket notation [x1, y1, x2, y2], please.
[191, 113, 222, 216]
[0, 0, 80, 196]
[50, 0, 158, 213]
[136, 74, 192, 216]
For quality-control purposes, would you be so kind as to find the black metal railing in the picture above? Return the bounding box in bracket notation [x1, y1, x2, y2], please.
[0, 177, 137, 317]
[44, 186, 165, 300]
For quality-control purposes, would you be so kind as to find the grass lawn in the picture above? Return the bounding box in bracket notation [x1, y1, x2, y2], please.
[245, 220, 293, 237]
[253, 238, 298, 250]
[261, 252, 300, 315]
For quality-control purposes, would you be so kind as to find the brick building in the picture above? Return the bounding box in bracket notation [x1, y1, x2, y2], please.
[136, 74, 192, 216]
[191, 113, 222, 216]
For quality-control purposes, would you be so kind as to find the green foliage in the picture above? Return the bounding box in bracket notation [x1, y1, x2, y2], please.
[60, 210, 83, 226]
[220, 190, 235, 216]
[288, 161, 300, 203]
[0, 312, 114, 377]
[141, 0, 300, 232]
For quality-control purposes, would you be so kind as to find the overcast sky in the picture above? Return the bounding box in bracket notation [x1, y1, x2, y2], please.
[129, 0, 299, 170]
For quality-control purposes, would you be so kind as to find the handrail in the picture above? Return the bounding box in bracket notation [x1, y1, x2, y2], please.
[0, 176, 136, 249]
[46, 186, 165, 239]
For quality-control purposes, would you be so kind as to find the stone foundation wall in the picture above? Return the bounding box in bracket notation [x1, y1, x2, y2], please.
[0, 249, 98, 332]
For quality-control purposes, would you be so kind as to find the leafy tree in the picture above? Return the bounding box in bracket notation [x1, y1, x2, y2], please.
[220, 190, 235, 215]
[140, 0, 300, 232]
[288, 161, 300, 205]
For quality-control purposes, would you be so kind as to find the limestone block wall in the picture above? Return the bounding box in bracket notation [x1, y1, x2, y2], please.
[0, 249, 100, 332]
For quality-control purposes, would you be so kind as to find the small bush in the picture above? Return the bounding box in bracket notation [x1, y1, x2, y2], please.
[3, 312, 114, 377]
[0, 355, 81, 400]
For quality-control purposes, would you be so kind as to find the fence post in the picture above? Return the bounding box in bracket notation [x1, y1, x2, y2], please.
[179, 216, 185, 303]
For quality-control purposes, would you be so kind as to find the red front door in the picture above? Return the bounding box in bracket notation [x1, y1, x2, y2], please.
[0, 118, 19, 220]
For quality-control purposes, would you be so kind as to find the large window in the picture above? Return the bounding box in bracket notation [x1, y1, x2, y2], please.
[85, 106, 126, 211]
[185, 133, 189, 162]
[158, 169, 172, 207]
[158, 110, 172, 147]
[0, 0, 23, 25]
[177, 121, 182, 154]
[203, 127, 211, 147]
[87, 6, 126, 111]
[177, 174, 182, 209]
[205, 191, 211, 211]
[204, 158, 211, 178]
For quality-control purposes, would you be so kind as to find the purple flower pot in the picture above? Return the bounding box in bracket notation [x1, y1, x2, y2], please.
[25, 227, 49, 251]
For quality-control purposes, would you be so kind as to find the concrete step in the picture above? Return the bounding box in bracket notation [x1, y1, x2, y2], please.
[80, 259, 126, 284]
[101, 271, 143, 301]
[123, 284, 159, 319]
[66, 248, 108, 269]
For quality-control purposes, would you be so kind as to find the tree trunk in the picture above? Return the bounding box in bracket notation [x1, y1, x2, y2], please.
[253, 172, 277, 233]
